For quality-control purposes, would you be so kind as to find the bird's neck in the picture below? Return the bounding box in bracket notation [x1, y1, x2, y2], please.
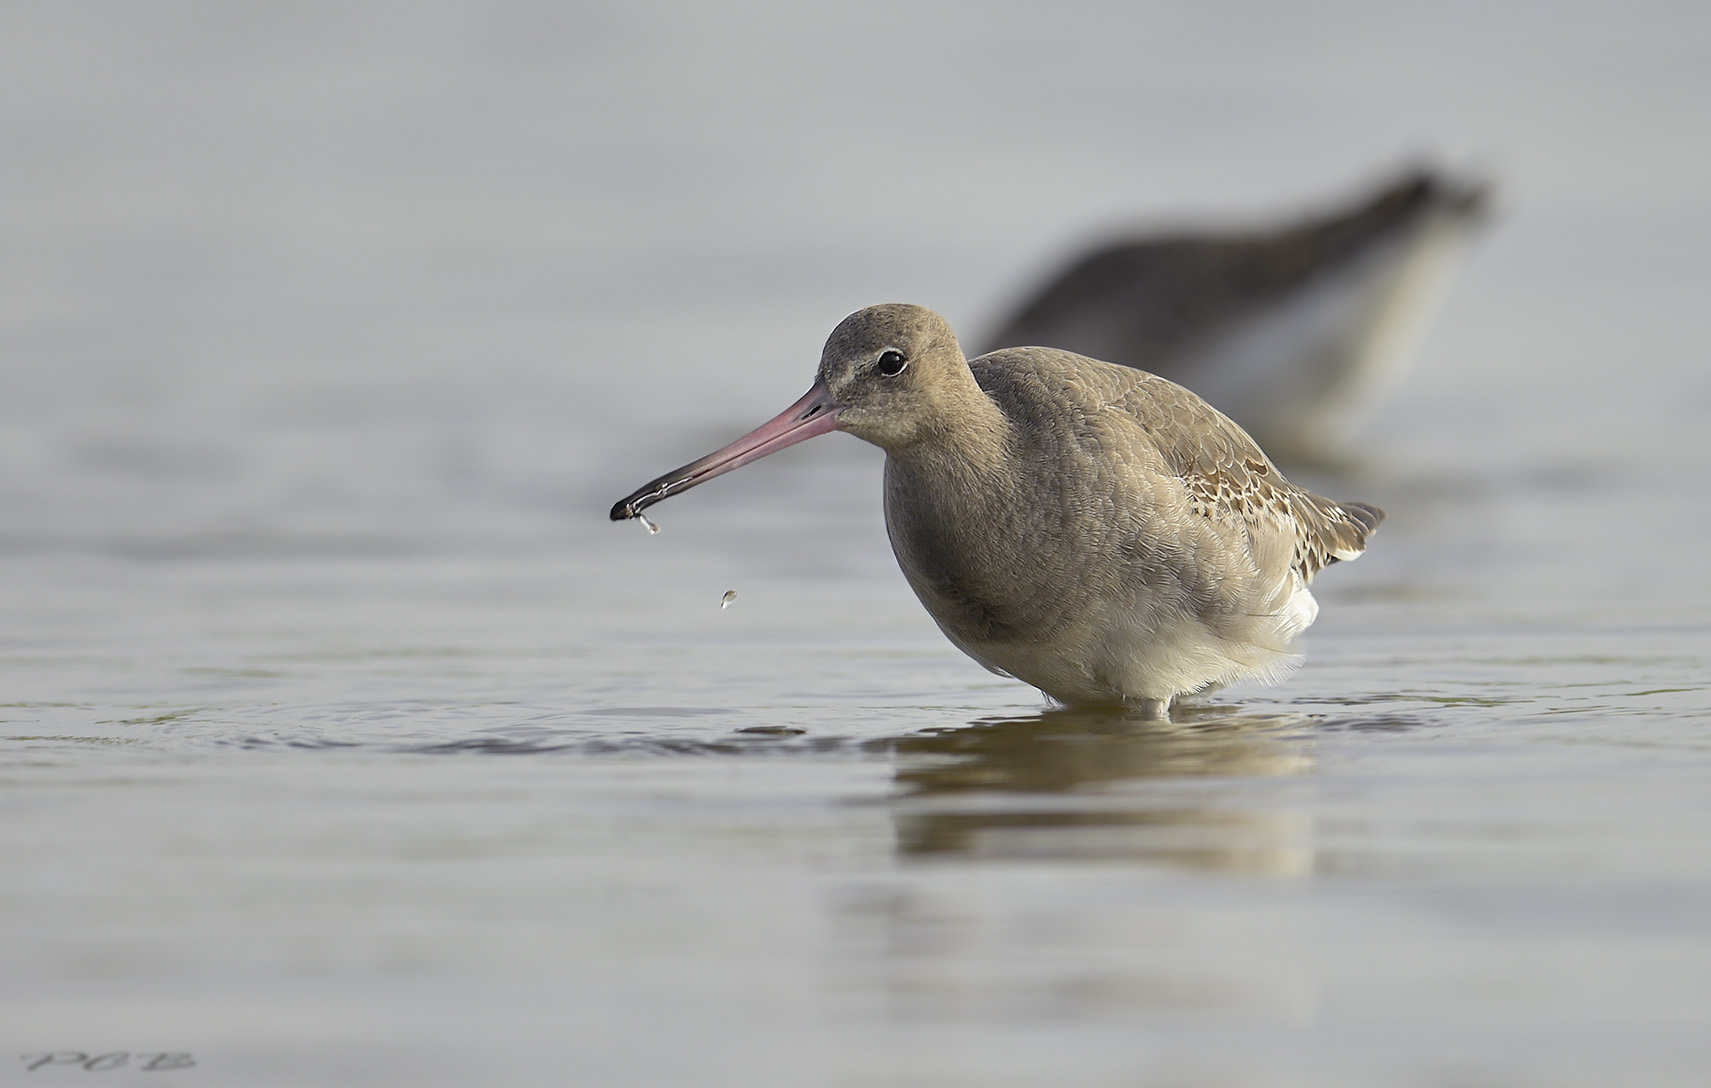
[888, 387, 1012, 503]
[910, 376, 1011, 473]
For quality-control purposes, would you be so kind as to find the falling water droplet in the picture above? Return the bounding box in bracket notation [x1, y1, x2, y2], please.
[637, 513, 660, 535]
[721, 590, 737, 610]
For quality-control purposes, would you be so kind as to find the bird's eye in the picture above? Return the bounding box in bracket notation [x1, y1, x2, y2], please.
[875, 349, 908, 377]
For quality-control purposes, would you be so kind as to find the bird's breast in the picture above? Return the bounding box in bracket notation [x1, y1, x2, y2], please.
[880, 450, 1123, 648]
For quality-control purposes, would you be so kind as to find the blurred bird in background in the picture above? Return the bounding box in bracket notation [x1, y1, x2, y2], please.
[979, 167, 1490, 464]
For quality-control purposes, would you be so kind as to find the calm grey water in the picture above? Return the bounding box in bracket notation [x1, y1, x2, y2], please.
[4, 4, 1711, 1086]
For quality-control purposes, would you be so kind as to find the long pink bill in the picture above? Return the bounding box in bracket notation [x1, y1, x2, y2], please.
[610, 381, 844, 521]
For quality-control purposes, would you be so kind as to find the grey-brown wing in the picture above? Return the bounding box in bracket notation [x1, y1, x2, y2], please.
[1109, 371, 1383, 579]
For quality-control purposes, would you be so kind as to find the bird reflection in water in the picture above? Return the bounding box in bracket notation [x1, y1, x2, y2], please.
[889, 705, 1317, 876]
